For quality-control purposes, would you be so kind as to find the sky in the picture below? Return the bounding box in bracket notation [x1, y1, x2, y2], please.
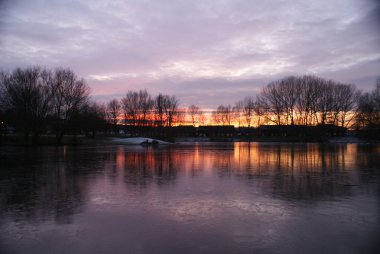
[0, 0, 379, 108]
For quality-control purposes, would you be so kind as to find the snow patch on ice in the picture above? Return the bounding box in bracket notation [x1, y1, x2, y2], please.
[111, 137, 171, 145]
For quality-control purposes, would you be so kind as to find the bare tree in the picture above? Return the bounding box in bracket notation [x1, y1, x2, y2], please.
[253, 96, 266, 126]
[121, 91, 139, 126]
[153, 93, 180, 127]
[165, 95, 179, 127]
[138, 89, 154, 126]
[261, 82, 284, 125]
[50, 68, 90, 143]
[331, 84, 358, 127]
[212, 105, 233, 125]
[176, 108, 187, 126]
[154, 93, 166, 127]
[188, 104, 201, 126]
[107, 99, 120, 133]
[241, 96, 255, 127]
[278, 77, 300, 125]
[295, 76, 323, 125]
[233, 101, 243, 127]
[35, 69, 55, 135]
[120, 90, 154, 127]
[357, 81, 380, 129]
[315, 80, 343, 125]
[1, 67, 54, 139]
[259, 75, 358, 126]
[0, 72, 6, 109]
[212, 109, 222, 125]
[0, 73, 5, 130]
[74, 102, 107, 138]
[198, 111, 206, 125]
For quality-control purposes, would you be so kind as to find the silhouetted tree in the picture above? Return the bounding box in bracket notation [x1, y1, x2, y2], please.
[356, 81, 380, 131]
[241, 96, 255, 127]
[199, 111, 206, 125]
[233, 101, 243, 127]
[212, 105, 233, 125]
[0, 67, 54, 140]
[153, 93, 180, 127]
[154, 93, 166, 127]
[253, 96, 266, 126]
[0, 72, 9, 131]
[314, 80, 335, 125]
[0, 78, 5, 133]
[331, 83, 358, 127]
[137, 89, 154, 126]
[165, 95, 179, 127]
[176, 108, 187, 126]
[120, 90, 155, 128]
[188, 104, 201, 126]
[0, 74, 5, 108]
[74, 102, 107, 137]
[107, 99, 121, 133]
[261, 82, 284, 125]
[50, 68, 90, 143]
[121, 91, 139, 126]
[278, 77, 300, 125]
[295, 76, 322, 125]
[258, 75, 358, 127]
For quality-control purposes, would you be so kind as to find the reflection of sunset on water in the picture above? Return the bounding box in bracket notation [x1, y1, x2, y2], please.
[110, 143, 365, 179]
[84, 143, 379, 204]
[116, 146, 125, 170]
[1, 143, 380, 254]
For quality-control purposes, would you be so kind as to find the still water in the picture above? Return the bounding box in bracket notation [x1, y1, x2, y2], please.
[0, 143, 379, 254]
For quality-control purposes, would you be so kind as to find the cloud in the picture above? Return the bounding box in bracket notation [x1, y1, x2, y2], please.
[0, 0, 379, 107]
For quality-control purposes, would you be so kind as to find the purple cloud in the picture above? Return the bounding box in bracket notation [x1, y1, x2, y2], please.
[1, 0, 379, 108]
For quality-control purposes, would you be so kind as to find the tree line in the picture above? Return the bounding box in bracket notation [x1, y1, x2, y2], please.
[105, 90, 183, 134]
[105, 75, 379, 130]
[214, 75, 379, 130]
[0, 67, 107, 142]
[1, 66, 379, 141]
[216, 75, 360, 127]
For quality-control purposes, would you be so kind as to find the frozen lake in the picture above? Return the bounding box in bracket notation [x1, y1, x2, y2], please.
[1, 143, 379, 254]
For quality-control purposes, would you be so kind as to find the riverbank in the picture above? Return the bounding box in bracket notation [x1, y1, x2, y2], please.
[0, 135, 85, 146]
[0, 135, 177, 146]
[176, 136, 377, 144]
[1, 134, 378, 146]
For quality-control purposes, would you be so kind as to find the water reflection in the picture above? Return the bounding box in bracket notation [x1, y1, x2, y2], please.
[0, 146, 107, 223]
[1, 143, 380, 222]
[1, 143, 380, 254]
[106, 143, 379, 198]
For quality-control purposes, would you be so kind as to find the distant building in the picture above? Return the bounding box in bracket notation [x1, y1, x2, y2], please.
[197, 125, 235, 137]
[256, 124, 346, 137]
[171, 126, 196, 137]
